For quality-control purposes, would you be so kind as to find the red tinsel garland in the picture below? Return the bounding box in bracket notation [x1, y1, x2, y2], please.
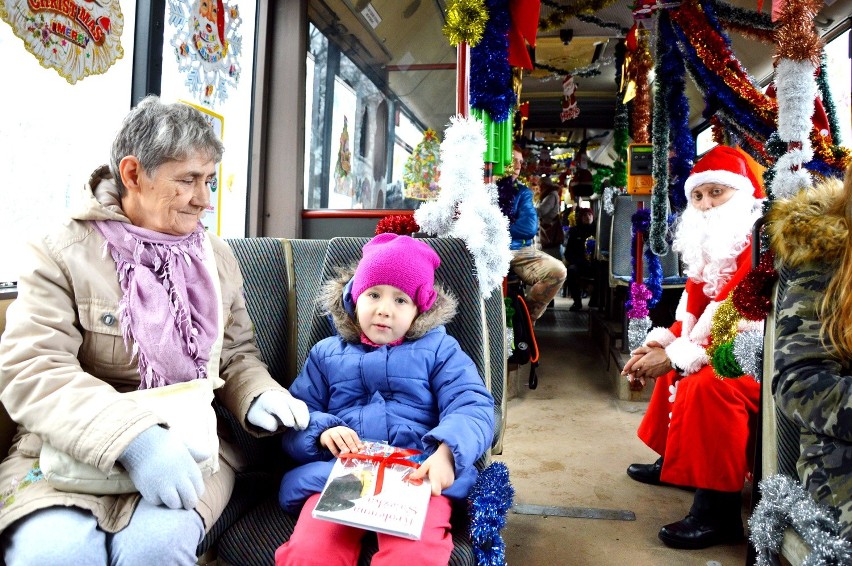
[732, 251, 777, 321]
[375, 214, 420, 236]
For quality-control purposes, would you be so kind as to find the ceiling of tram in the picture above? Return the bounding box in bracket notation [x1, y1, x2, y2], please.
[312, 0, 851, 145]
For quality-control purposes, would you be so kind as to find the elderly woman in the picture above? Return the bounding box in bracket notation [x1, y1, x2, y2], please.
[0, 96, 309, 564]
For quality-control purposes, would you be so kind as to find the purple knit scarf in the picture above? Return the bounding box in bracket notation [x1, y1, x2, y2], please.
[94, 221, 219, 389]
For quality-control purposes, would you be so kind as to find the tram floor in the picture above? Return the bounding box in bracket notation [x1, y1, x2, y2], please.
[494, 295, 750, 566]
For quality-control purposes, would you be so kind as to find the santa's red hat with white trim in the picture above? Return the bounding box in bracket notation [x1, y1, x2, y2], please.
[683, 145, 765, 200]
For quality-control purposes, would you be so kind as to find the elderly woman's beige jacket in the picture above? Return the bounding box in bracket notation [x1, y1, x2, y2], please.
[0, 168, 284, 535]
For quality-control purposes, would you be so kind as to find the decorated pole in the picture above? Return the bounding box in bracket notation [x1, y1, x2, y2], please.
[457, 41, 470, 118]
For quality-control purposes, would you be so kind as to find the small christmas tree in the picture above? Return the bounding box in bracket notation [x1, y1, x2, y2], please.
[403, 129, 441, 200]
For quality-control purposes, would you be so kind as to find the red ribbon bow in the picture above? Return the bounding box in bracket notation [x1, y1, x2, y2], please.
[340, 447, 421, 495]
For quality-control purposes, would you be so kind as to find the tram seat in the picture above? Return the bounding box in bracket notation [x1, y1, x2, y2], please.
[751, 265, 810, 566]
[214, 236, 503, 566]
[608, 193, 686, 290]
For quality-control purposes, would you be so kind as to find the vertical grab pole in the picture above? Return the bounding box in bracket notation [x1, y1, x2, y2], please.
[456, 41, 470, 118]
[635, 201, 644, 283]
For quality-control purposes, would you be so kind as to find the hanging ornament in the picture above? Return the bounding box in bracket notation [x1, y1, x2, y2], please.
[403, 129, 442, 201]
[169, 0, 243, 107]
[443, 0, 489, 47]
[560, 74, 580, 122]
[1, 0, 124, 84]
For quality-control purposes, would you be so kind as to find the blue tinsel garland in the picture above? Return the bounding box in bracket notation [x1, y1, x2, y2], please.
[660, 12, 693, 214]
[470, 0, 514, 123]
[627, 209, 663, 309]
[468, 461, 515, 566]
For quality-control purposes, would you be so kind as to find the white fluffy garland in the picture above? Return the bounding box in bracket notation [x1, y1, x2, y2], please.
[414, 115, 512, 298]
[772, 58, 817, 199]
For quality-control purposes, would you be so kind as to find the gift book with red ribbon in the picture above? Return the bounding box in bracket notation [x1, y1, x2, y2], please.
[312, 440, 432, 539]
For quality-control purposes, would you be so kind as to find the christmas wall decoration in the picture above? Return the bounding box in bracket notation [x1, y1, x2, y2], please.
[169, 0, 243, 107]
[1, 0, 124, 83]
[403, 129, 442, 201]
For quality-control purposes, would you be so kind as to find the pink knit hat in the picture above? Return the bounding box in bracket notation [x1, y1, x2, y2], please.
[351, 234, 441, 312]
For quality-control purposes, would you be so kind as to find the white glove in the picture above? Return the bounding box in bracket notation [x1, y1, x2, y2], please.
[119, 425, 205, 510]
[247, 390, 310, 432]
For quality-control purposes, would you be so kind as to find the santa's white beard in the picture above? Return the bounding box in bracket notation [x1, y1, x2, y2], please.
[672, 189, 761, 298]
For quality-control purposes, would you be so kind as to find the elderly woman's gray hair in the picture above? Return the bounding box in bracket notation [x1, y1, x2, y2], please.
[109, 95, 225, 195]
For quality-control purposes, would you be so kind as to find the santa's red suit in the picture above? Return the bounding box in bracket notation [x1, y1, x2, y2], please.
[637, 242, 760, 492]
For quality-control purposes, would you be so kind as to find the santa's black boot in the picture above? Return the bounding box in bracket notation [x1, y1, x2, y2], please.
[658, 489, 744, 550]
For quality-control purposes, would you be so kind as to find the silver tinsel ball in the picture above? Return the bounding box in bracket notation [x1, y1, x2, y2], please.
[734, 330, 764, 382]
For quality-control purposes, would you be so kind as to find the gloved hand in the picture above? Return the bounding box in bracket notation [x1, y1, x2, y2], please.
[246, 389, 310, 432]
[118, 425, 205, 510]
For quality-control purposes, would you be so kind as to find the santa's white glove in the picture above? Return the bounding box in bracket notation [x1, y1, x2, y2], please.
[118, 425, 206, 510]
[247, 390, 310, 432]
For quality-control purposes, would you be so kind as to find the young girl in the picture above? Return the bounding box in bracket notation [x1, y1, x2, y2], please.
[275, 233, 495, 566]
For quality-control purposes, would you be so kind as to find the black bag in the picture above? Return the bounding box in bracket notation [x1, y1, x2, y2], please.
[504, 294, 540, 389]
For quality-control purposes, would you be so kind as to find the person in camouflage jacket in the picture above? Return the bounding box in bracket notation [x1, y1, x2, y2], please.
[767, 170, 852, 540]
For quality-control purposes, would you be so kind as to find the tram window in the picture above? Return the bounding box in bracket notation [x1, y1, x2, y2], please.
[825, 29, 850, 145]
[304, 2, 455, 211]
[0, 7, 136, 284]
[695, 126, 717, 157]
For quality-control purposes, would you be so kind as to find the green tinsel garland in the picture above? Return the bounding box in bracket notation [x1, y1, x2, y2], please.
[712, 342, 745, 378]
[576, 14, 629, 35]
[650, 17, 671, 257]
[592, 166, 613, 194]
[534, 61, 602, 78]
[539, 0, 621, 32]
[611, 41, 629, 190]
[817, 51, 842, 145]
[711, 0, 776, 43]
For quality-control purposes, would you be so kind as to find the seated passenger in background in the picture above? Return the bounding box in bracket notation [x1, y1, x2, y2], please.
[275, 234, 495, 566]
[497, 145, 567, 321]
[563, 207, 595, 311]
[536, 179, 564, 260]
[0, 96, 309, 565]
[621, 146, 765, 549]
[767, 166, 852, 540]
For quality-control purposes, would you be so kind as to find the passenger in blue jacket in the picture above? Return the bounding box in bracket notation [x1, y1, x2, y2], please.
[497, 145, 567, 320]
[275, 233, 495, 566]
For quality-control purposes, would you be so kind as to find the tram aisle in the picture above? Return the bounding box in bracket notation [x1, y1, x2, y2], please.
[494, 296, 749, 565]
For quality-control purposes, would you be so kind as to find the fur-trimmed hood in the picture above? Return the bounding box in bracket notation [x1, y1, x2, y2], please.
[317, 267, 458, 344]
[767, 177, 846, 268]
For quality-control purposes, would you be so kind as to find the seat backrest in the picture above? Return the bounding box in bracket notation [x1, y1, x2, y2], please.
[594, 198, 612, 262]
[225, 237, 294, 470]
[609, 194, 683, 287]
[484, 289, 507, 454]
[770, 264, 802, 479]
[283, 239, 331, 375]
[226, 238, 293, 387]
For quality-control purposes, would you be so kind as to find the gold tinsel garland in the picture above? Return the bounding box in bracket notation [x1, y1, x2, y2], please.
[708, 296, 742, 358]
[443, 0, 490, 48]
[630, 32, 652, 144]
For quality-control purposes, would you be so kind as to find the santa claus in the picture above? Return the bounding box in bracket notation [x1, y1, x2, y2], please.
[621, 145, 765, 550]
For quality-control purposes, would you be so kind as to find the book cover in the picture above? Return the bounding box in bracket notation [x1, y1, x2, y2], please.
[312, 441, 432, 540]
